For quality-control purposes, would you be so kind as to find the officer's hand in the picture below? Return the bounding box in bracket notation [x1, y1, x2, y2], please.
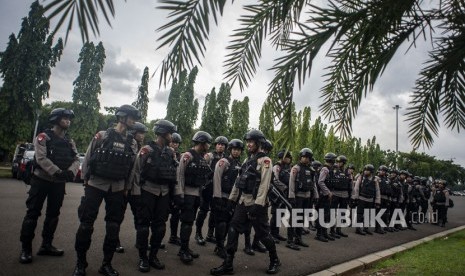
[248, 204, 265, 220]
[54, 170, 68, 181]
[288, 198, 296, 207]
[328, 192, 333, 199]
[173, 195, 184, 209]
[226, 200, 236, 215]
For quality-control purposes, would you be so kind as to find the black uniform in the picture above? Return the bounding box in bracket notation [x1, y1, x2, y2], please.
[270, 161, 291, 239]
[20, 129, 79, 262]
[74, 129, 137, 271]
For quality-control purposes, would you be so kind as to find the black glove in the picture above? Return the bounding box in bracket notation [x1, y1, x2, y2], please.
[248, 204, 265, 219]
[53, 170, 68, 181]
[288, 198, 296, 207]
[173, 195, 184, 209]
[65, 170, 75, 182]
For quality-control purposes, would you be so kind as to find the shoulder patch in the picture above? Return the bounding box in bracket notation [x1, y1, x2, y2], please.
[37, 133, 47, 143]
[292, 167, 298, 175]
[94, 132, 103, 140]
[218, 159, 225, 167]
[140, 147, 150, 156]
[183, 153, 192, 163]
[263, 159, 271, 168]
[274, 165, 281, 172]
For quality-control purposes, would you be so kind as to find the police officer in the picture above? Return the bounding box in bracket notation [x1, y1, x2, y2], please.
[212, 139, 244, 259]
[270, 150, 292, 243]
[404, 173, 418, 230]
[388, 169, 403, 231]
[211, 130, 280, 275]
[19, 108, 79, 264]
[174, 131, 212, 264]
[196, 136, 228, 245]
[73, 104, 139, 276]
[130, 119, 178, 272]
[352, 164, 381, 235]
[375, 165, 391, 234]
[432, 180, 450, 227]
[329, 155, 351, 238]
[419, 177, 431, 223]
[168, 132, 182, 246]
[315, 152, 338, 242]
[287, 148, 318, 250]
[115, 121, 148, 254]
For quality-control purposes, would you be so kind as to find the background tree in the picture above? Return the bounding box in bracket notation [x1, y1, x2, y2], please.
[200, 83, 231, 138]
[200, 89, 217, 135]
[165, 67, 199, 150]
[309, 116, 327, 162]
[0, 1, 62, 158]
[132, 66, 150, 122]
[259, 101, 275, 143]
[229, 97, 249, 140]
[70, 41, 106, 151]
[296, 106, 311, 153]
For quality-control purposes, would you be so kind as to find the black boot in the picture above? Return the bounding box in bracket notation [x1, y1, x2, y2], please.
[336, 228, 348, 237]
[98, 262, 119, 276]
[115, 240, 124, 253]
[138, 257, 150, 273]
[266, 252, 281, 274]
[169, 235, 181, 246]
[195, 232, 206, 246]
[37, 243, 64, 256]
[19, 245, 32, 264]
[73, 260, 88, 276]
[206, 227, 216, 243]
[355, 228, 366, 235]
[271, 233, 287, 242]
[363, 228, 373, 235]
[374, 227, 385, 234]
[252, 239, 267, 253]
[210, 254, 234, 275]
[285, 241, 300, 251]
[149, 249, 165, 270]
[214, 246, 227, 259]
[243, 235, 254, 255]
[294, 237, 309, 248]
[329, 228, 340, 239]
[323, 229, 335, 241]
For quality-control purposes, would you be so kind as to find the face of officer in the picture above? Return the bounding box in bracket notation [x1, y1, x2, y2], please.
[300, 156, 310, 165]
[283, 156, 292, 165]
[58, 116, 71, 130]
[400, 174, 406, 181]
[121, 115, 136, 129]
[170, 141, 180, 151]
[378, 170, 386, 177]
[246, 139, 258, 154]
[363, 169, 372, 177]
[216, 143, 226, 154]
[134, 132, 146, 144]
[230, 148, 242, 159]
[196, 142, 210, 154]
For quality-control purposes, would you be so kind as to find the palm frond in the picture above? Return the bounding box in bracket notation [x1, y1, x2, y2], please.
[156, 0, 228, 87]
[43, 0, 117, 43]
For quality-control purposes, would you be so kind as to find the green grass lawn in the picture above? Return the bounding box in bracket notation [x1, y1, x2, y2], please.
[366, 230, 465, 275]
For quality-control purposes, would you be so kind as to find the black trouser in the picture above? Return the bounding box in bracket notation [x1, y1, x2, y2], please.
[116, 193, 138, 246]
[377, 198, 391, 229]
[75, 185, 125, 263]
[170, 201, 181, 237]
[406, 201, 418, 227]
[287, 197, 306, 242]
[269, 201, 281, 237]
[419, 199, 429, 221]
[213, 198, 233, 249]
[20, 176, 66, 248]
[196, 184, 215, 234]
[315, 195, 331, 237]
[356, 200, 374, 227]
[225, 203, 276, 257]
[135, 190, 170, 256]
[330, 194, 348, 233]
[180, 195, 200, 250]
[437, 205, 447, 225]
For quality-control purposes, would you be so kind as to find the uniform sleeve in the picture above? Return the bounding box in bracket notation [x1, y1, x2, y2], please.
[352, 175, 361, 199]
[312, 172, 319, 199]
[204, 152, 213, 166]
[445, 190, 450, 207]
[175, 152, 192, 197]
[272, 165, 287, 192]
[213, 158, 229, 198]
[67, 139, 80, 175]
[375, 177, 381, 204]
[288, 165, 298, 199]
[254, 157, 272, 206]
[318, 167, 331, 196]
[124, 138, 139, 190]
[81, 131, 104, 182]
[130, 146, 151, 195]
[34, 132, 61, 176]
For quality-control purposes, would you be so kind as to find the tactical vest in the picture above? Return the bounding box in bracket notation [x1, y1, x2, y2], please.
[359, 177, 376, 199]
[402, 182, 409, 200]
[423, 186, 431, 199]
[142, 141, 177, 184]
[296, 164, 314, 192]
[37, 129, 76, 171]
[90, 129, 134, 180]
[235, 152, 265, 196]
[184, 149, 211, 188]
[390, 179, 402, 199]
[379, 176, 392, 196]
[324, 166, 347, 191]
[433, 189, 446, 203]
[221, 157, 241, 194]
[210, 152, 223, 171]
[277, 162, 291, 186]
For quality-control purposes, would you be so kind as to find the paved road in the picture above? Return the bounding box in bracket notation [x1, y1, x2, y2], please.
[1, 178, 464, 276]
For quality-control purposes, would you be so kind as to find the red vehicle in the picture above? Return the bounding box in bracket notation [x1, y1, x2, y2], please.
[74, 154, 85, 182]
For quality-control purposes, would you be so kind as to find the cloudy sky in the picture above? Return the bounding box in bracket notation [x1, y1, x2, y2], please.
[0, 0, 464, 168]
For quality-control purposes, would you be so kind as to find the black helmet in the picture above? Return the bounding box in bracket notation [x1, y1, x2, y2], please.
[153, 119, 177, 135]
[277, 150, 292, 159]
[115, 104, 141, 120]
[364, 164, 375, 173]
[172, 133, 182, 144]
[420, 177, 428, 185]
[378, 165, 389, 172]
[131, 122, 148, 134]
[347, 163, 356, 170]
[228, 139, 244, 150]
[262, 139, 273, 152]
[243, 129, 266, 144]
[390, 168, 399, 175]
[214, 136, 229, 145]
[299, 148, 313, 158]
[324, 152, 337, 163]
[336, 155, 347, 164]
[192, 131, 212, 144]
[399, 170, 408, 176]
[49, 108, 75, 124]
[311, 160, 322, 168]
